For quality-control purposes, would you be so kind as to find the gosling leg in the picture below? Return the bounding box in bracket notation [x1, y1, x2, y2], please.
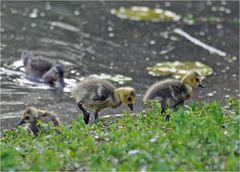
[161, 101, 170, 121]
[162, 108, 170, 121]
[77, 103, 90, 124]
[28, 122, 40, 136]
[165, 114, 170, 121]
[172, 99, 184, 110]
[94, 111, 99, 120]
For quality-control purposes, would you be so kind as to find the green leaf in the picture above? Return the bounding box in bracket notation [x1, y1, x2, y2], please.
[147, 61, 213, 78]
[111, 6, 181, 22]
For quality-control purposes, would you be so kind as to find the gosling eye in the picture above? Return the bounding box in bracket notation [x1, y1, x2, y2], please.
[195, 78, 199, 82]
[128, 97, 132, 102]
[25, 116, 30, 120]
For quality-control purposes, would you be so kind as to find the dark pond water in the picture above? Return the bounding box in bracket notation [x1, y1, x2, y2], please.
[1, 1, 239, 129]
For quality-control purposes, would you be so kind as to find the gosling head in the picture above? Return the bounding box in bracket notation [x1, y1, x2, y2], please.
[116, 87, 136, 111]
[21, 49, 32, 66]
[17, 107, 39, 125]
[181, 71, 204, 88]
[43, 64, 65, 99]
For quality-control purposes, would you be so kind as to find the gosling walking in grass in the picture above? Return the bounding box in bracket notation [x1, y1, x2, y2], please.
[71, 78, 136, 124]
[17, 107, 60, 136]
[143, 71, 204, 113]
[21, 50, 65, 90]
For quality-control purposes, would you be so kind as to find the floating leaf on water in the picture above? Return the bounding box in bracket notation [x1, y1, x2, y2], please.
[147, 61, 213, 79]
[111, 6, 181, 22]
[89, 73, 132, 84]
[182, 15, 222, 25]
[182, 15, 239, 26]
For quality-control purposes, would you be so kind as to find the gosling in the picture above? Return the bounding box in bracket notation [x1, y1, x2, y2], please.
[21, 50, 65, 89]
[143, 71, 204, 113]
[71, 78, 136, 124]
[17, 107, 60, 136]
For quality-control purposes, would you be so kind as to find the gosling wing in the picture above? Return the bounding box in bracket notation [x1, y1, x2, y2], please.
[21, 50, 34, 66]
[92, 85, 112, 102]
[25, 57, 53, 77]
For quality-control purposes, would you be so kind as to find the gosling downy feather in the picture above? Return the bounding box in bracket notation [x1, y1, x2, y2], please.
[17, 107, 60, 136]
[21, 50, 65, 89]
[143, 71, 204, 111]
[71, 78, 136, 124]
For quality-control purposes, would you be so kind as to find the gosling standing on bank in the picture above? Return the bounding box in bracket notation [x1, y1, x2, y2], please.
[17, 107, 60, 136]
[143, 71, 204, 112]
[71, 78, 136, 124]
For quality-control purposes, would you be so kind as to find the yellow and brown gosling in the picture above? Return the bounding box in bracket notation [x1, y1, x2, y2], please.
[17, 107, 60, 136]
[71, 78, 136, 124]
[143, 71, 204, 114]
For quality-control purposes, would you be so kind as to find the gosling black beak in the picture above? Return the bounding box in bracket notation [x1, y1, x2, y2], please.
[198, 84, 205, 88]
[17, 119, 25, 125]
[128, 104, 133, 111]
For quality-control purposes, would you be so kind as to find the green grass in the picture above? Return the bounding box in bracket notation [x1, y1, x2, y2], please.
[1, 98, 239, 171]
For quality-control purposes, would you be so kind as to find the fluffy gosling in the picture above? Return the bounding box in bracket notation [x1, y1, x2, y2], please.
[21, 50, 65, 89]
[71, 78, 136, 124]
[143, 71, 204, 113]
[17, 107, 60, 136]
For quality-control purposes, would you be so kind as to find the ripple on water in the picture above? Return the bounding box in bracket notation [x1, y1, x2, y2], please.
[49, 21, 79, 33]
[40, 37, 69, 47]
[0, 60, 77, 93]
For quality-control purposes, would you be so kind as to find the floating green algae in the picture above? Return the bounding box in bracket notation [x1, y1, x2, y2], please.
[111, 6, 181, 22]
[182, 15, 222, 25]
[89, 73, 132, 84]
[181, 15, 238, 25]
[111, 6, 237, 25]
[147, 61, 213, 79]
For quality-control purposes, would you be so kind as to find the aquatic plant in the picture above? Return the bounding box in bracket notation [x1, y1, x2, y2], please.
[111, 6, 180, 22]
[146, 61, 213, 78]
[111, 6, 238, 25]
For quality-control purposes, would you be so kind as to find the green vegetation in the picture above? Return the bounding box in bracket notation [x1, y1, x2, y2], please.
[111, 6, 238, 25]
[147, 61, 213, 78]
[111, 6, 180, 22]
[182, 15, 240, 25]
[182, 15, 221, 25]
[1, 98, 239, 171]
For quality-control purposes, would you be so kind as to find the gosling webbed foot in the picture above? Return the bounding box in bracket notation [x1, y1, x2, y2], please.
[77, 102, 90, 124]
[94, 112, 99, 120]
[83, 112, 90, 124]
[165, 114, 171, 122]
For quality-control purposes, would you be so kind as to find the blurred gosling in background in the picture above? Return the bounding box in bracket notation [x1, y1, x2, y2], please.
[21, 50, 65, 92]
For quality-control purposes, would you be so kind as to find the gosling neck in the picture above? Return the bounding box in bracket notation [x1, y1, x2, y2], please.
[180, 77, 193, 97]
[180, 76, 193, 88]
[111, 89, 122, 108]
[35, 110, 46, 120]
